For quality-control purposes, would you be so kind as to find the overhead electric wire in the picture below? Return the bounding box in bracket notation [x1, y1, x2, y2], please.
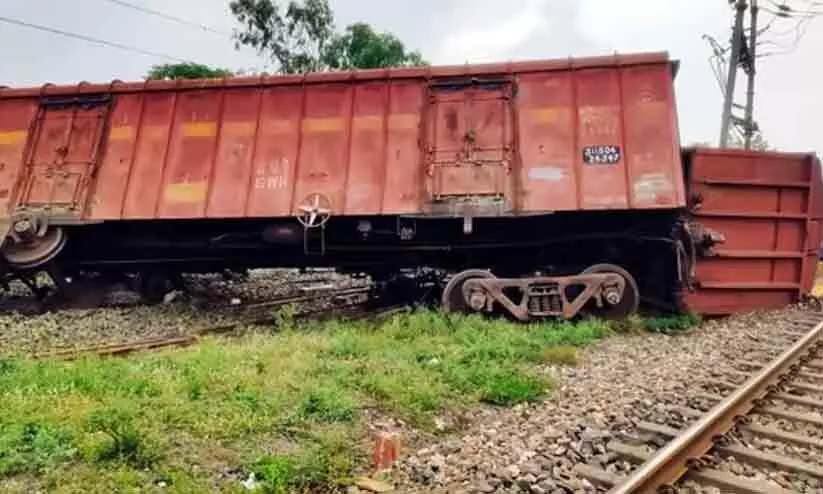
[93, 0, 272, 72]
[739, 0, 822, 58]
[98, 0, 234, 37]
[0, 14, 191, 62]
[765, 0, 822, 15]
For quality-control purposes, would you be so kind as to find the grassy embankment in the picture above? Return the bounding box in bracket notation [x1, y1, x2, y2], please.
[0, 309, 696, 493]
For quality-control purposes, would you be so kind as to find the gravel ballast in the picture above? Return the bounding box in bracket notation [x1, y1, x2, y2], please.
[0, 268, 366, 355]
[393, 307, 822, 494]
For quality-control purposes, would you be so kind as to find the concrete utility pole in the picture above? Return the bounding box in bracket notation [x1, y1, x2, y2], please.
[719, 0, 748, 148]
[743, 0, 759, 149]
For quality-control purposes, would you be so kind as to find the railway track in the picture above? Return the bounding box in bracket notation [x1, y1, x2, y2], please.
[576, 312, 823, 493]
[31, 285, 406, 361]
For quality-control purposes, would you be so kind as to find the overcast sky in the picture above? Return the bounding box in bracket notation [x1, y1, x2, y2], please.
[0, 0, 820, 153]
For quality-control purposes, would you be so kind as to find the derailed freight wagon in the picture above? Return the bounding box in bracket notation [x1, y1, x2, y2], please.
[0, 52, 819, 318]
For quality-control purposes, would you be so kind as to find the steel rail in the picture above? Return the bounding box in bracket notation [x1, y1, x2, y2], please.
[31, 290, 404, 362]
[609, 318, 823, 493]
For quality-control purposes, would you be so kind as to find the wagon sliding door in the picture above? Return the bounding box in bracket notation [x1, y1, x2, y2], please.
[16, 95, 110, 216]
[424, 78, 514, 208]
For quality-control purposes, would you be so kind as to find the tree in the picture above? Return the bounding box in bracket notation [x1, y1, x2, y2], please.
[230, 0, 334, 74]
[321, 22, 427, 70]
[146, 63, 234, 80]
[229, 0, 427, 73]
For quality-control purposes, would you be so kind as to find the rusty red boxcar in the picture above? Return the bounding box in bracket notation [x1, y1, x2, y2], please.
[0, 52, 683, 221]
[0, 50, 819, 319]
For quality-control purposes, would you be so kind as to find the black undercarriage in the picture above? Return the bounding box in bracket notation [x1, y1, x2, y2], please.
[5, 208, 689, 318]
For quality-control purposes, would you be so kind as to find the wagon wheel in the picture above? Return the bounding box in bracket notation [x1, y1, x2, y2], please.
[296, 193, 332, 228]
[441, 269, 495, 314]
[2, 227, 66, 270]
[579, 263, 639, 320]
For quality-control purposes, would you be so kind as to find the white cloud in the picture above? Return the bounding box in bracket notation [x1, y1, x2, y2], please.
[434, 0, 550, 64]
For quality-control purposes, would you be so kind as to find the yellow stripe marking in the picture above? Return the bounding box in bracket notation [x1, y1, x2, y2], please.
[528, 107, 570, 124]
[182, 122, 217, 138]
[164, 181, 207, 203]
[0, 130, 27, 145]
[302, 117, 343, 133]
[353, 115, 383, 130]
[109, 126, 134, 141]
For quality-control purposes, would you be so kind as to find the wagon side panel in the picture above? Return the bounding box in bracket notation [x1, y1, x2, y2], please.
[0, 98, 38, 215]
[516, 72, 578, 211]
[246, 86, 303, 217]
[574, 68, 629, 210]
[344, 83, 389, 214]
[291, 84, 353, 217]
[803, 155, 823, 294]
[122, 92, 177, 219]
[206, 88, 261, 218]
[684, 149, 821, 315]
[620, 64, 684, 208]
[381, 81, 424, 214]
[88, 93, 143, 219]
[156, 90, 221, 218]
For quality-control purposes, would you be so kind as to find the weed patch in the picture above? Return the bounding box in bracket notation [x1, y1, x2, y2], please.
[295, 388, 358, 424]
[85, 405, 156, 468]
[542, 345, 580, 365]
[0, 422, 76, 476]
[477, 369, 547, 405]
[609, 313, 700, 335]
[641, 313, 701, 334]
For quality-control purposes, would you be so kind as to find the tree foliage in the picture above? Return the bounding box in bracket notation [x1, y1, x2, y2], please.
[229, 0, 427, 73]
[230, 0, 333, 74]
[322, 22, 427, 70]
[146, 63, 234, 80]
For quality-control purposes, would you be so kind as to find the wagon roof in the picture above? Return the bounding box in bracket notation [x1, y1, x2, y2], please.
[0, 51, 677, 99]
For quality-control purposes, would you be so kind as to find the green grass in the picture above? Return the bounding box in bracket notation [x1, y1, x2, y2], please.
[610, 313, 701, 335]
[0, 309, 614, 492]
